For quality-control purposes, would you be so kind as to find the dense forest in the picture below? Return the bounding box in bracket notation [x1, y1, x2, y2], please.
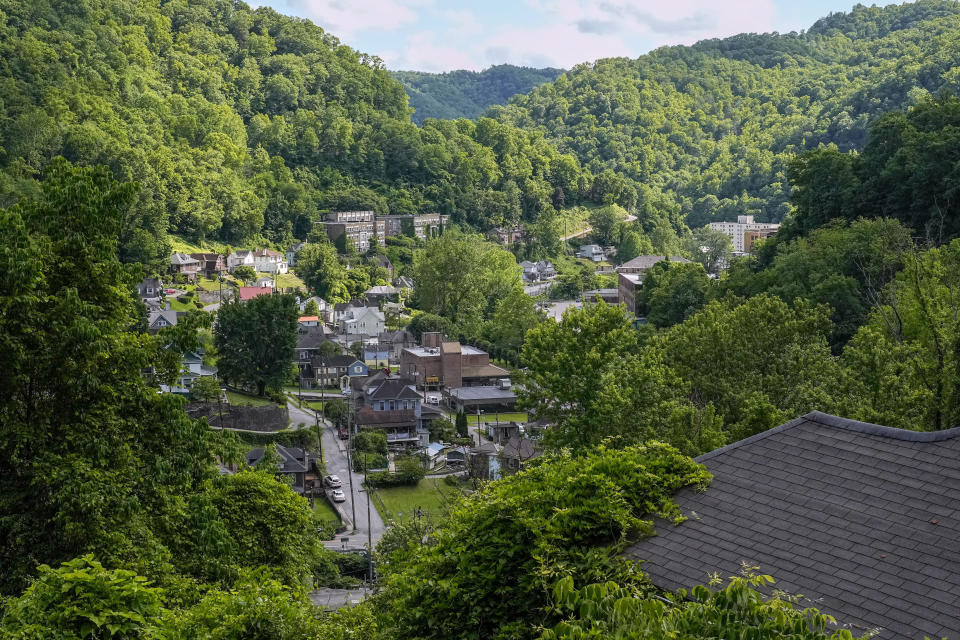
[0, 0, 601, 270]
[392, 64, 563, 123]
[491, 0, 960, 229]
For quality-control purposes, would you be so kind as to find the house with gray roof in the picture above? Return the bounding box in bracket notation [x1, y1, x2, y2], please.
[246, 444, 310, 493]
[148, 309, 179, 333]
[626, 411, 960, 640]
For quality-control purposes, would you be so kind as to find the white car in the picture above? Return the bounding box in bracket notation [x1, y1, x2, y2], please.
[324, 475, 342, 488]
[331, 489, 346, 503]
[426, 394, 440, 405]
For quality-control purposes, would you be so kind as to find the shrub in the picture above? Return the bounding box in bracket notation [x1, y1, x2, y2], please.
[353, 451, 388, 473]
[353, 430, 388, 455]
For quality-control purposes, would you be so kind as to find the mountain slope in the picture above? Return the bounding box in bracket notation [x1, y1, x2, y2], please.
[392, 64, 563, 124]
[489, 0, 960, 228]
[0, 0, 593, 267]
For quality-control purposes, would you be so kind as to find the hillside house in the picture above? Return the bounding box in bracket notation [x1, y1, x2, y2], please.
[190, 253, 226, 277]
[340, 306, 385, 340]
[576, 244, 604, 262]
[137, 277, 164, 300]
[251, 248, 289, 274]
[307, 354, 367, 388]
[227, 250, 256, 272]
[170, 252, 200, 282]
[160, 350, 217, 395]
[147, 309, 179, 333]
[352, 374, 428, 449]
[246, 445, 310, 494]
[238, 287, 272, 302]
[286, 242, 307, 267]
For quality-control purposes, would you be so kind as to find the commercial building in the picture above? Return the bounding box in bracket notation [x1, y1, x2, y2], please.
[709, 215, 780, 254]
[400, 332, 510, 391]
[319, 211, 385, 253]
[616, 255, 691, 315]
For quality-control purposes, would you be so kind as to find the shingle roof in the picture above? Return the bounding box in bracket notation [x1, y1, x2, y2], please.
[246, 444, 308, 474]
[617, 255, 690, 271]
[625, 411, 960, 640]
[370, 378, 420, 401]
[170, 252, 200, 265]
[238, 287, 271, 301]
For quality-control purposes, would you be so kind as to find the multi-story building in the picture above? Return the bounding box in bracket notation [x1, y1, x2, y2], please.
[412, 213, 448, 240]
[190, 253, 226, 277]
[709, 215, 780, 254]
[400, 332, 510, 391]
[319, 211, 385, 253]
[170, 252, 200, 282]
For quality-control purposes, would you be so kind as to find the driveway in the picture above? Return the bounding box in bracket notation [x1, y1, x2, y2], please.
[286, 399, 386, 550]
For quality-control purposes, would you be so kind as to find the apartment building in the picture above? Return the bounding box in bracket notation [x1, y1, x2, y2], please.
[709, 215, 780, 254]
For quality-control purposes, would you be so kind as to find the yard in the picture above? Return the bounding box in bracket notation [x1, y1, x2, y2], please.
[466, 412, 528, 425]
[226, 390, 277, 407]
[372, 478, 462, 521]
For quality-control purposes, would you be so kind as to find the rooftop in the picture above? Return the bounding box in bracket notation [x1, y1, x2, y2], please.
[238, 287, 272, 301]
[446, 386, 517, 401]
[617, 255, 691, 271]
[625, 411, 960, 640]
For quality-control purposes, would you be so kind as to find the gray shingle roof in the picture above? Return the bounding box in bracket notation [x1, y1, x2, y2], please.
[625, 411, 960, 640]
[617, 255, 690, 271]
[370, 378, 420, 401]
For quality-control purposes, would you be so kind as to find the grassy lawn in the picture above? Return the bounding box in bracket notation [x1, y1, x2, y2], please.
[226, 390, 277, 407]
[466, 412, 528, 425]
[314, 497, 341, 522]
[373, 478, 462, 521]
[276, 271, 306, 290]
[305, 401, 325, 412]
[169, 235, 229, 255]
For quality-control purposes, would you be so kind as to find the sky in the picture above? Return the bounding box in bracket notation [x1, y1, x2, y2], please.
[256, 0, 898, 72]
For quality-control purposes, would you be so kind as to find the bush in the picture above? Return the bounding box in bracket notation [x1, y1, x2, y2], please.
[176, 294, 190, 304]
[366, 456, 424, 487]
[353, 430, 387, 455]
[353, 451, 388, 472]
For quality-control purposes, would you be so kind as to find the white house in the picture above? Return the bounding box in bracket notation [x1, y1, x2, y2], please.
[340, 306, 385, 339]
[255, 275, 275, 288]
[252, 249, 289, 274]
[577, 245, 604, 262]
[286, 242, 307, 267]
[227, 250, 256, 272]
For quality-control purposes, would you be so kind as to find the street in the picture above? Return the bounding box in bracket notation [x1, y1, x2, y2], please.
[286, 398, 386, 550]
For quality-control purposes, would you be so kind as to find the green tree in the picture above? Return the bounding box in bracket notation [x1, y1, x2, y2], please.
[639, 261, 716, 328]
[214, 293, 299, 396]
[376, 444, 711, 640]
[544, 573, 861, 640]
[0, 555, 164, 640]
[588, 204, 626, 246]
[233, 265, 257, 284]
[190, 375, 222, 404]
[413, 229, 524, 338]
[685, 226, 733, 274]
[297, 243, 350, 303]
[408, 312, 454, 341]
[0, 160, 214, 593]
[455, 411, 469, 438]
[303, 298, 321, 317]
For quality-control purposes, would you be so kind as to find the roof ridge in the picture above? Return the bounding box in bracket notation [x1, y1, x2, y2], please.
[803, 410, 960, 442]
[696, 411, 960, 463]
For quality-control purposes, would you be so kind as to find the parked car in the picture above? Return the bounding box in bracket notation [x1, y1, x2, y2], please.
[331, 489, 346, 502]
[427, 394, 440, 405]
[324, 475, 342, 488]
[337, 428, 349, 440]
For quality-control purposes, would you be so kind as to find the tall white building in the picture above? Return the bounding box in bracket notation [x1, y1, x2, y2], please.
[709, 215, 780, 253]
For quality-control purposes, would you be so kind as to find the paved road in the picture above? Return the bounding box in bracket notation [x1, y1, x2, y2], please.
[286, 399, 386, 551]
[309, 586, 370, 609]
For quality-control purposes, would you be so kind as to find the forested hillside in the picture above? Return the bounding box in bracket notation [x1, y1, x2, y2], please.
[392, 64, 563, 123]
[0, 0, 597, 269]
[491, 0, 960, 229]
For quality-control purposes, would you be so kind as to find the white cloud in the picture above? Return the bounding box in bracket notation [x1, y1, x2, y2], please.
[268, 0, 779, 71]
[284, 0, 424, 39]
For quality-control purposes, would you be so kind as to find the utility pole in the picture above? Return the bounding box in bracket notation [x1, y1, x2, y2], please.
[364, 454, 373, 583]
[314, 408, 322, 464]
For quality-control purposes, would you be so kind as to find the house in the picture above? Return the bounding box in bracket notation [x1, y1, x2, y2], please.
[286, 242, 307, 267]
[520, 260, 556, 283]
[159, 350, 217, 394]
[294, 326, 337, 373]
[626, 411, 960, 640]
[364, 285, 399, 305]
[255, 275, 274, 288]
[576, 244, 604, 262]
[246, 445, 309, 494]
[136, 277, 164, 300]
[445, 446, 468, 466]
[352, 375, 428, 449]
[395, 275, 415, 290]
[500, 435, 541, 473]
[189, 253, 226, 277]
[226, 250, 256, 272]
[147, 309, 179, 333]
[170, 252, 200, 282]
[251, 248, 289, 274]
[238, 287, 272, 302]
[424, 442, 445, 467]
[308, 354, 366, 388]
[363, 341, 390, 368]
[298, 296, 332, 322]
[378, 329, 416, 364]
[616, 255, 691, 275]
[298, 315, 319, 327]
[488, 226, 526, 246]
[340, 306, 385, 340]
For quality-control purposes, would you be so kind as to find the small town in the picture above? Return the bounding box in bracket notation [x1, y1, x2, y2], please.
[3, 1, 960, 639]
